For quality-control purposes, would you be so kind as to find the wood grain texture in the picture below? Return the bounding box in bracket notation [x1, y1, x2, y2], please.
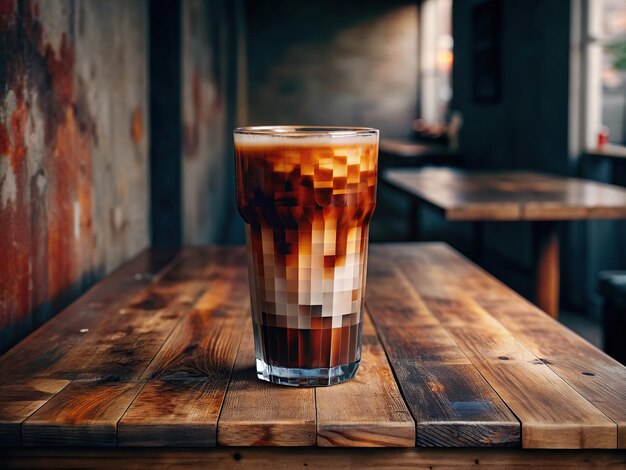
[395, 243, 626, 449]
[0, 250, 177, 446]
[119, 378, 235, 447]
[395, 363, 520, 447]
[43, 247, 229, 382]
[217, 319, 316, 447]
[118, 252, 249, 447]
[366, 252, 520, 447]
[2, 447, 626, 469]
[393, 246, 618, 448]
[0, 249, 180, 381]
[383, 168, 626, 221]
[136, 250, 247, 381]
[476, 297, 626, 449]
[443, 323, 616, 449]
[0, 379, 69, 446]
[6, 248, 238, 448]
[2, 244, 626, 454]
[22, 381, 142, 447]
[315, 314, 415, 447]
[42, 307, 183, 382]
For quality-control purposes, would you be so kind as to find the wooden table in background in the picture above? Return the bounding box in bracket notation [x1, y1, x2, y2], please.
[379, 138, 460, 168]
[383, 168, 626, 318]
[1, 245, 625, 468]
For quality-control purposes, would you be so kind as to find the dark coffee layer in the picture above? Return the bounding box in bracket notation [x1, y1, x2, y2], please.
[255, 322, 363, 369]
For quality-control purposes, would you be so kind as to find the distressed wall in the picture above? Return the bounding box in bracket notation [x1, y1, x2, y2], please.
[245, 0, 419, 139]
[0, 0, 149, 352]
[182, 0, 244, 244]
[452, 0, 571, 174]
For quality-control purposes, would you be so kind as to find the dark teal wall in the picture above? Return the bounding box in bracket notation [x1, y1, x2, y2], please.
[451, 0, 581, 307]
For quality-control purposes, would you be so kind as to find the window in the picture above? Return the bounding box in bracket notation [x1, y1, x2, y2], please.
[585, 0, 626, 148]
[419, 0, 453, 123]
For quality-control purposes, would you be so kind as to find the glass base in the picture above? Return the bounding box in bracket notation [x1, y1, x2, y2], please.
[256, 358, 360, 387]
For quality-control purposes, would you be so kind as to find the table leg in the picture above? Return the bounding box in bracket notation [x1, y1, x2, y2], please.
[532, 221, 560, 318]
[409, 199, 421, 241]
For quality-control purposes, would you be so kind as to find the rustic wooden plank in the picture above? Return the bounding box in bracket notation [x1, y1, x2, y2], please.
[446, 204, 523, 221]
[397, 249, 618, 450]
[315, 313, 415, 447]
[365, 251, 520, 447]
[476, 296, 626, 449]
[375, 243, 517, 302]
[394, 243, 626, 449]
[42, 308, 183, 382]
[376, 324, 468, 364]
[217, 319, 316, 446]
[0, 380, 70, 446]
[383, 169, 523, 221]
[4, 243, 624, 453]
[394, 363, 521, 447]
[15, 248, 236, 447]
[2, 447, 626, 469]
[441, 322, 617, 449]
[118, 255, 249, 447]
[0, 249, 180, 381]
[135, 250, 247, 381]
[522, 179, 626, 220]
[0, 250, 180, 439]
[42, 247, 227, 381]
[0, 249, 179, 441]
[0, 248, 226, 381]
[119, 378, 232, 447]
[22, 381, 142, 447]
[383, 168, 626, 221]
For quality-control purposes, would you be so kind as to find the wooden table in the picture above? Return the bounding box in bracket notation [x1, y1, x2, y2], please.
[379, 139, 459, 168]
[383, 168, 626, 317]
[1, 245, 626, 468]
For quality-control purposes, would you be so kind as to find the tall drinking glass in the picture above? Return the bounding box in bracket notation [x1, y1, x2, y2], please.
[234, 126, 378, 386]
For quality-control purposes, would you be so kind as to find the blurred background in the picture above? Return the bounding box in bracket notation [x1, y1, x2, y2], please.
[1, 0, 626, 360]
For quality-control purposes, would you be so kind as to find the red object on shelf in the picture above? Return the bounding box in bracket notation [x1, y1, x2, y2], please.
[598, 127, 609, 148]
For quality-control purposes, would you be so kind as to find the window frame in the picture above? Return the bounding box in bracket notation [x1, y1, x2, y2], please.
[582, 0, 626, 153]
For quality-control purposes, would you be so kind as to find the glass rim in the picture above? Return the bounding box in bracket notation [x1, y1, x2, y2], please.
[234, 126, 379, 138]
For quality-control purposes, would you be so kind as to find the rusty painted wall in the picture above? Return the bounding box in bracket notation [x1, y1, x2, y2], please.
[245, 0, 419, 139]
[0, 0, 149, 352]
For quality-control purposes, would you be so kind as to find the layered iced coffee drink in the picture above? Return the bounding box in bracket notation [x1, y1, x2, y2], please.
[234, 126, 378, 386]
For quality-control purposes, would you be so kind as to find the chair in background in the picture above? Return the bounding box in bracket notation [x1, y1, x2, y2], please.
[599, 271, 626, 365]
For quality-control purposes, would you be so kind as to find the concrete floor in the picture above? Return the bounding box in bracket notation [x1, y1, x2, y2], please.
[560, 310, 603, 349]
